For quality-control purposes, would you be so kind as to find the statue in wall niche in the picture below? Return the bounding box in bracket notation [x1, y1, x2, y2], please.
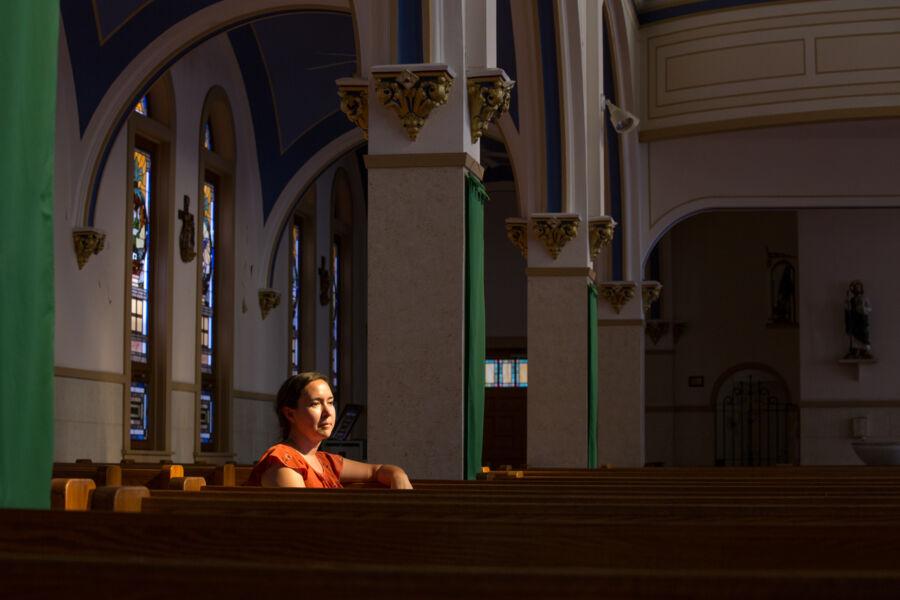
[844, 280, 873, 360]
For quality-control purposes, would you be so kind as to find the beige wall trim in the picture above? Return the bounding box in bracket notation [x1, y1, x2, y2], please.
[640, 106, 900, 142]
[171, 381, 199, 394]
[54, 366, 127, 384]
[800, 400, 900, 408]
[233, 389, 276, 403]
[598, 318, 645, 326]
[646, 405, 714, 413]
[525, 267, 595, 278]
[364, 153, 486, 180]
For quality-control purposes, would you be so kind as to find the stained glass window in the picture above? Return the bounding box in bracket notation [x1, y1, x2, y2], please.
[290, 220, 302, 375]
[130, 382, 149, 440]
[134, 96, 148, 116]
[330, 238, 340, 393]
[200, 389, 213, 444]
[200, 181, 216, 374]
[131, 149, 151, 364]
[484, 358, 528, 388]
[203, 120, 213, 151]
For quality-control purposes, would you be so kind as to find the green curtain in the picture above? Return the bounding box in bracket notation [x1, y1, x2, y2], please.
[0, 1, 58, 509]
[587, 284, 599, 468]
[464, 172, 488, 480]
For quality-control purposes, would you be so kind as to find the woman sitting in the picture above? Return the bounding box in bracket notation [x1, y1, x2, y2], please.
[245, 372, 412, 489]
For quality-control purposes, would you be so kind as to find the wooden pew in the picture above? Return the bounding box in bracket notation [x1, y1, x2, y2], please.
[50, 478, 95, 511]
[4, 509, 900, 598]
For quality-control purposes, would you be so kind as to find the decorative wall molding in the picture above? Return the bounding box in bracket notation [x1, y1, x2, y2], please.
[504, 217, 528, 259]
[598, 281, 637, 314]
[589, 216, 617, 261]
[530, 213, 580, 260]
[363, 153, 484, 180]
[233, 389, 277, 403]
[641, 281, 663, 315]
[641, 5, 900, 140]
[258, 288, 281, 320]
[54, 366, 127, 384]
[372, 64, 455, 140]
[467, 67, 515, 143]
[800, 400, 900, 409]
[336, 77, 369, 139]
[72, 227, 106, 270]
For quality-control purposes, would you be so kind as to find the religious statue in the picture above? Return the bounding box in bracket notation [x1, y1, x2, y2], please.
[178, 195, 197, 263]
[844, 280, 873, 359]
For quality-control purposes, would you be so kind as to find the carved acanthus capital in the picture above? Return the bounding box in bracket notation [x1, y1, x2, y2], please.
[72, 227, 106, 270]
[531, 213, 580, 260]
[372, 65, 454, 140]
[589, 216, 617, 261]
[258, 288, 281, 320]
[467, 68, 515, 143]
[505, 218, 528, 259]
[645, 320, 670, 345]
[598, 281, 636, 314]
[641, 281, 663, 315]
[336, 77, 369, 139]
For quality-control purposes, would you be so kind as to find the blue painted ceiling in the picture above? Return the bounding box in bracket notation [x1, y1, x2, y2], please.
[60, 1, 358, 223]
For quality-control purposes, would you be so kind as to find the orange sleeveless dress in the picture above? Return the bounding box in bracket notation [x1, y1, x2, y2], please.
[244, 443, 344, 488]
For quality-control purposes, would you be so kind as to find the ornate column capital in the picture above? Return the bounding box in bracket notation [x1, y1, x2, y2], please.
[645, 320, 670, 345]
[467, 68, 515, 143]
[336, 77, 369, 139]
[372, 64, 455, 140]
[504, 217, 527, 259]
[641, 281, 663, 315]
[258, 288, 281, 320]
[589, 216, 617, 261]
[598, 281, 637, 314]
[72, 227, 106, 270]
[530, 213, 580, 260]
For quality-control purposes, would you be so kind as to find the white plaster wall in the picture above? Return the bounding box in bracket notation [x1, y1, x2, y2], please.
[645, 119, 900, 252]
[798, 208, 900, 464]
[54, 378, 123, 462]
[233, 396, 281, 464]
[54, 31, 281, 460]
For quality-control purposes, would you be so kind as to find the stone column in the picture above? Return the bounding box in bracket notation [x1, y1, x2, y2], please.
[596, 281, 648, 467]
[524, 215, 593, 467]
[355, 0, 509, 479]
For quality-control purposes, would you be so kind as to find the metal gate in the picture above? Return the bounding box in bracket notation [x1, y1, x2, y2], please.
[715, 371, 795, 466]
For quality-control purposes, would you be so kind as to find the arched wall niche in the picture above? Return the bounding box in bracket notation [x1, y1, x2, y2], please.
[199, 85, 236, 164]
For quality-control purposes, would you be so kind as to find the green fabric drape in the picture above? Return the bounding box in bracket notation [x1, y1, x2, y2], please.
[0, 1, 58, 509]
[464, 172, 488, 480]
[587, 284, 599, 468]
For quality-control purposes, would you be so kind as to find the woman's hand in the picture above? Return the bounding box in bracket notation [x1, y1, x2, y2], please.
[340, 459, 413, 489]
[386, 466, 413, 490]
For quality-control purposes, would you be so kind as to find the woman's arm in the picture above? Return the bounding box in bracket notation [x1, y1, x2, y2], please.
[261, 466, 306, 488]
[340, 458, 413, 489]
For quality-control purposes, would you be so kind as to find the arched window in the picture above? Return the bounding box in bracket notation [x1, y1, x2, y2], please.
[196, 87, 235, 456]
[287, 185, 317, 377]
[125, 75, 176, 459]
[330, 169, 353, 404]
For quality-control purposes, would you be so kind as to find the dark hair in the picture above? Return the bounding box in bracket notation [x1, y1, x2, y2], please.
[275, 372, 330, 440]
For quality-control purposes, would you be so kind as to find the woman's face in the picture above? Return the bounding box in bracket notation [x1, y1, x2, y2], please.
[284, 379, 336, 444]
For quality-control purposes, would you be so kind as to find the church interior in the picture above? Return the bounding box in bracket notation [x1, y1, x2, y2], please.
[5, 0, 900, 595]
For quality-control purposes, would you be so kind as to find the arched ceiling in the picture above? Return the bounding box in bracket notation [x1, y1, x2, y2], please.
[60, 0, 358, 222]
[633, 0, 781, 24]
